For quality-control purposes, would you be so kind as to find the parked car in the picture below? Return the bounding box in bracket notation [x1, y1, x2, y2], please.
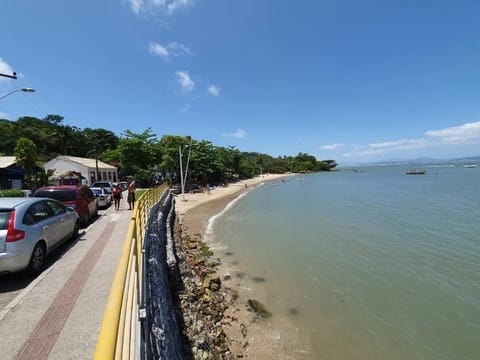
[118, 181, 128, 192]
[90, 187, 112, 208]
[0, 197, 79, 275]
[91, 181, 113, 193]
[34, 186, 98, 227]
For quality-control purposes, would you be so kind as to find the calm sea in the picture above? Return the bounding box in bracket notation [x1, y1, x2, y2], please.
[208, 165, 480, 359]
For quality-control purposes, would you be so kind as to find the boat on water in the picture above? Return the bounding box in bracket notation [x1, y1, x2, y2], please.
[464, 164, 478, 168]
[405, 169, 427, 175]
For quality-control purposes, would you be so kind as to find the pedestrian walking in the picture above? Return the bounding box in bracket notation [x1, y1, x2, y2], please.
[127, 180, 136, 210]
[112, 183, 122, 210]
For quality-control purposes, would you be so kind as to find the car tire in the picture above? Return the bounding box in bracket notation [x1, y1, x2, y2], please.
[27, 243, 46, 275]
[71, 220, 79, 240]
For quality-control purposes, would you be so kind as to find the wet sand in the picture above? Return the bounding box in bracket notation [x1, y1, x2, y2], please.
[176, 175, 313, 359]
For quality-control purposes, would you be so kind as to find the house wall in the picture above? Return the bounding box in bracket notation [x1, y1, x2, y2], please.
[44, 158, 89, 185]
[44, 158, 118, 186]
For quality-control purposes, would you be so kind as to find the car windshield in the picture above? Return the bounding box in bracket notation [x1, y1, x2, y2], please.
[36, 190, 77, 201]
[91, 189, 102, 195]
[0, 210, 12, 230]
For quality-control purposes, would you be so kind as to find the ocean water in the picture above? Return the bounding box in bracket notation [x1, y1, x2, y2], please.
[208, 165, 480, 359]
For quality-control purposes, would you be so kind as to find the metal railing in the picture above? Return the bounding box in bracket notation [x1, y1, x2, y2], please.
[94, 185, 167, 360]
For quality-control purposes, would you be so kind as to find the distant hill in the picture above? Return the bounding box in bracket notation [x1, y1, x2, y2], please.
[344, 156, 480, 167]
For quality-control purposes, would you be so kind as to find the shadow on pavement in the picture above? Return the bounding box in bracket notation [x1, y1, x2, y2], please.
[0, 230, 86, 294]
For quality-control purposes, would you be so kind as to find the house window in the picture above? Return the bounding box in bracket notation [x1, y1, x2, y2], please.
[90, 171, 96, 183]
[108, 172, 112, 180]
[102, 171, 107, 180]
[113, 173, 117, 182]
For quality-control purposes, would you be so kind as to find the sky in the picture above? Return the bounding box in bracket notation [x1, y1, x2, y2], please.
[1, 0, 479, 165]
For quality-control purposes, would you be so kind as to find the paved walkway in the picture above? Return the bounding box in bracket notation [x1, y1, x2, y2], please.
[0, 199, 133, 360]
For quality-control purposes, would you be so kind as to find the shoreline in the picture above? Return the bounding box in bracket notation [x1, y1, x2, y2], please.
[175, 174, 312, 358]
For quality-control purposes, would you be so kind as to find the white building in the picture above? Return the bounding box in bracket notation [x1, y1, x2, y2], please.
[43, 155, 118, 186]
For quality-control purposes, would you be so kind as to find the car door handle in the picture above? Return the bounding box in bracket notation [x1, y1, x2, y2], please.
[43, 225, 49, 230]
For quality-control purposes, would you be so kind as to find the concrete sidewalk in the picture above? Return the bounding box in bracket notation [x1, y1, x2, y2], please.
[0, 199, 134, 360]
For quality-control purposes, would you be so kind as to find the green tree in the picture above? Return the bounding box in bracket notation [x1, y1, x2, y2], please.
[82, 128, 119, 181]
[118, 128, 160, 185]
[14, 137, 38, 190]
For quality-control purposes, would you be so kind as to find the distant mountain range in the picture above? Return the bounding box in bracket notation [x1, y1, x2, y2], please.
[345, 156, 480, 167]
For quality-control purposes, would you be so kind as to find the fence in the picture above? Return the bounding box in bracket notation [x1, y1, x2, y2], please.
[94, 184, 171, 360]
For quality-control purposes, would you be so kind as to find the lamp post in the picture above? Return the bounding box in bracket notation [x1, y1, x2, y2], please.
[0, 87, 35, 101]
[178, 142, 194, 201]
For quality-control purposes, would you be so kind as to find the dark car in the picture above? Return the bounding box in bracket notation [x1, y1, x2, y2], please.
[34, 186, 98, 227]
[0, 197, 79, 275]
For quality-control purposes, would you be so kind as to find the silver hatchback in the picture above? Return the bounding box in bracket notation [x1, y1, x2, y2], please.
[0, 197, 79, 275]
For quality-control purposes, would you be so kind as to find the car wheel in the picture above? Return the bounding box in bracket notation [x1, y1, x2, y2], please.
[71, 220, 79, 240]
[27, 243, 46, 275]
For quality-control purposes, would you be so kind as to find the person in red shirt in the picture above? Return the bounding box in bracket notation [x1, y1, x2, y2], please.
[112, 183, 122, 210]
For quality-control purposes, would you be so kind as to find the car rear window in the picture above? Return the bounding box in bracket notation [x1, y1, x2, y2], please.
[92, 182, 111, 187]
[35, 190, 77, 201]
[0, 210, 13, 230]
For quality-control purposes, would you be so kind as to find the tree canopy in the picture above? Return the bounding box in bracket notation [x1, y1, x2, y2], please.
[0, 114, 337, 188]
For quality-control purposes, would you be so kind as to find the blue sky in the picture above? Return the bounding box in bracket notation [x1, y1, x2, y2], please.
[1, 0, 479, 165]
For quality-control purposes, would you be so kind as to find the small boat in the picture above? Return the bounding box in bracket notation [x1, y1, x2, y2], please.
[464, 164, 478, 168]
[405, 169, 427, 175]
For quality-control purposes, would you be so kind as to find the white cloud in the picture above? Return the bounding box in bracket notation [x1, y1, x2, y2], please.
[129, 0, 145, 14]
[0, 111, 8, 118]
[343, 139, 428, 157]
[208, 84, 221, 97]
[149, 43, 169, 59]
[149, 41, 192, 60]
[425, 121, 480, 144]
[222, 129, 247, 139]
[175, 70, 195, 92]
[128, 0, 193, 16]
[167, 0, 194, 15]
[342, 121, 480, 158]
[319, 143, 344, 150]
[0, 58, 15, 82]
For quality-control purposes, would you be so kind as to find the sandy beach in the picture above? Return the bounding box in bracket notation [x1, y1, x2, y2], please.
[175, 174, 312, 359]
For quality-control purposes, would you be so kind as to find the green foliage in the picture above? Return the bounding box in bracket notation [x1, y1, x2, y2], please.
[0, 115, 337, 190]
[0, 189, 25, 197]
[14, 137, 38, 190]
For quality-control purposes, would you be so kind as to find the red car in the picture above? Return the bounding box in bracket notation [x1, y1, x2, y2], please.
[34, 186, 98, 227]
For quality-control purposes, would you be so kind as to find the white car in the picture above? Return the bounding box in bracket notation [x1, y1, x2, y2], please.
[90, 187, 112, 208]
[91, 181, 113, 193]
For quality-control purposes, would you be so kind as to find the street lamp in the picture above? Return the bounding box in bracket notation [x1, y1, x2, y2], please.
[0, 87, 35, 101]
[179, 143, 194, 201]
[178, 142, 194, 201]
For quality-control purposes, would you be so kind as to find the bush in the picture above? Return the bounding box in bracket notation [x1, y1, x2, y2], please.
[0, 189, 25, 197]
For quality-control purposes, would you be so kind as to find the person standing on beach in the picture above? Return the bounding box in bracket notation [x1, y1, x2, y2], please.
[112, 183, 122, 211]
[127, 180, 136, 210]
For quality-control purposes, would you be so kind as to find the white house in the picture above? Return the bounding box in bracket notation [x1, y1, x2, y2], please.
[43, 155, 118, 186]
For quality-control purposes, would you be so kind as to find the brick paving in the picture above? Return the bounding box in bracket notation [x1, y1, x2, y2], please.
[16, 222, 116, 360]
